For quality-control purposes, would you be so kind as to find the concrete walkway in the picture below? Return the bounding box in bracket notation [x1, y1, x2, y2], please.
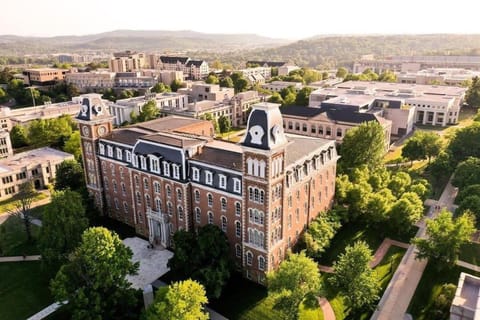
[371, 175, 458, 320]
[0, 255, 41, 262]
[0, 193, 51, 225]
[319, 297, 335, 320]
[27, 302, 65, 320]
[457, 260, 480, 272]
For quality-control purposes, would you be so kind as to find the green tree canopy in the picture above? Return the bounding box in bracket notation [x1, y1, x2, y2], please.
[219, 76, 234, 88]
[268, 252, 321, 320]
[466, 76, 480, 107]
[146, 280, 208, 320]
[339, 121, 386, 173]
[217, 115, 231, 133]
[329, 241, 380, 311]
[388, 192, 423, 233]
[39, 190, 87, 270]
[455, 184, 480, 204]
[294, 87, 313, 106]
[51, 227, 139, 319]
[54, 159, 85, 192]
[378, 70, 397, 82]
[268, 92, 284, 104]
[304, 212, 341, 259]
[62, 131, 81, 161]
[11, 181, 36, 242]
[457, 196, 480, 226]
[447, 122, 480, 164]
[170, 79, 183, 92]
[205, 74, 220, 84]
[138, 100, 160, 122]
[413, 210, 475, 268]
[452, 157, 480, 189]
[10, 124, 29, 148]
[402, 131, 442, 163]
[151, 82, 171, 93]
[336, 67, 348, 79]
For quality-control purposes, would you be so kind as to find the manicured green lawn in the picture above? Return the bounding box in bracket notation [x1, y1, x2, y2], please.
[299, 295, 324, 320]
[323, 246, 406, 319]
[0, 261, 54, 320]
[0, 216, 41, 256]
[408, 263, 480, 320]
[0, 192, 48, 215]
[459, 242, 480, 266]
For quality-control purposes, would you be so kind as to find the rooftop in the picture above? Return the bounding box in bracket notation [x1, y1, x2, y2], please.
[134, 116, 208, 132]
[0, 147, 73, 174]
[285, 134, 334, 167]
[192, 142, 243, 171]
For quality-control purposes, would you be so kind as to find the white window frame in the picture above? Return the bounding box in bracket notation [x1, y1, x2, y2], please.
[107, 145, 113, 157]
[192, 167, 200, 182]
[163, 161, 170, 176]
[233, 178, 241, 193]
[140, 156, 147, 170]
[126, 150, 132, 162]
[172, 164, 180, 179]
[219, 174, 227, 189]
[116, 148, 122, 160]
[205, 171, 213, 185]
[150, 157, 160, 173]
[99, 143, 105, 155]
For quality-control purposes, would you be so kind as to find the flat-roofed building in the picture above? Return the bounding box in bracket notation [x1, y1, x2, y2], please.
[65, 71, 115, 92]
[109, 51, 146, 73]
[397, 68, 480, 86]
[262, 81, 303, 92]
[22, 68, 68, 86]
[0, 147, 74, 200]
[451, 272, 480, 320]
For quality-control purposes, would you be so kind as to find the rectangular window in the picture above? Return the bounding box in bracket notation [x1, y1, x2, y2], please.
[150, 157, 159, 173]
[107, 145, 113, 157]
[140, 156, 147, 170]
[126, 151, 132, 162]
[173, 165, 180, 179]
[219, 174, 227, 189]
[192, 167, 200, 181]
[163, 162, 170, 176]
[99, 144, 105, 155]
[116, 148, 122, 160]
[233, 178, 241, 193]
[205, 171, 213, 185]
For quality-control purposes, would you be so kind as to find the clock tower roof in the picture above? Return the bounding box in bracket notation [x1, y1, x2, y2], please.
[241, 102, 288, 150]
[75, 94, 113, 122]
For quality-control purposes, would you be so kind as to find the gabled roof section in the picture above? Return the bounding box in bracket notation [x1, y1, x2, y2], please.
[159, 56, 189, 64]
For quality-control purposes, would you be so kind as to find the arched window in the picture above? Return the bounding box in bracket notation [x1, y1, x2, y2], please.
[207, 194, 213, 207]
[112, 180, 117, 193]
[145, 194, 151, 208]
[166, 185, 171, 198]
[194, 189, 200, 203]
[123, 202, 128, 213]
[121, 182, 126, 195]
[258, 256, 265, 271]
[221, 216, 227, 232]
[153, 181, 161, 193]
[195, 207, 201, 223]
[221, 197, 227, 211]
[167, 202, 173, 216]
[143, 178, 149, 190]
[134, 175, 139, 187]
[208, 211, 214, 224]
[155, 197, 161, 211]
[176, 189, 182, 201]
[178, 206, 184, 220]
[114, 198, 119, 210]
[235, 221, 241, 237]
[246, 252, 253, 266]
[235, 244, 242, 258]
[235, 202, 241, 216]
[136, 192, 141, 204]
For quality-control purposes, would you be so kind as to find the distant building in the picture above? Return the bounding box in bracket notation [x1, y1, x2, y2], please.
[157, 56, 209, 80]
[178, 83, 234, 102]
[239, 67, 271, 84]
[65, 71, 115, 92]
[22, 68, 68, 86]
[246, 61, 286, 68]
[396, 68, 480, 86]
[109, 51, 147, 73]
[262, 81, 303, 92]
[0, 131, 13, 158]
[114, 72, 156, 89]
[278, 65, 300, 76]
[0, 147, 73, 200]
[77, 99, 338, 284]
[450, 272, 480, 320]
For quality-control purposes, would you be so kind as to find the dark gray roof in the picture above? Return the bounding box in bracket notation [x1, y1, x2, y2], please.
[133, 141, 183, 163]
[134, 116, 207, 132]
[192, 146, 242, 171]
[140, 133, 201, 148]
[280, 106, 323, 117]
[324, 109, 378, 124]
[247, 61, 286, 67]
[186, 60, 206, 67]
[285, 135, 333, 166]
[104, 129, 147, 146]
[160, 56, 189, 64]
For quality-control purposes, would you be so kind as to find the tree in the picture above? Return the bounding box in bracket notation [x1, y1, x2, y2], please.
[10, 124, 29, 148]
[428, 283, 457, 320]
[268, 92, 284, 104]
[402, 131, 442, 164]
[339, 121, 385, 173]
[329, 241, 380, 311]
[304, 212, 341, 259]
[151, 82, 171, 93]
[234, 78, 249, 94]
[39, 190, 88, 270]
[102, 88, 117, 102]
[0, 87, 7, 103]
[146, 280, 208, 320]
[268, 252, 321, 320]
[170, 79, 183, 92]
[217, 115, 231, 134]
[200, 112, 218, 133]
[63, 131, 81, 161]
[457, 196, 480, 226]
[205, 74, 219, 84]
[447, 122, 480, 164]
[294, 87, 313, 106]
[51, 227, 139, 319]
[413, 210, 475, 268]
[336, 67, 348, 79]
[138, 100, 159, 122]
[168, 224, 232, 299]
[388, 171, 412, 197]
[423, 132, 442, 163]
[466, 76, 480, 108]
[10, 181, 36, 242]
[455, 184, 480, 204]
[452, 157, 480, 189]
[219, 76, 234, 88]
[378, 70, 397, 82]
[54, 159, 85, 192]
[388, 192, 423, 233]
[402, 136, 425, 164]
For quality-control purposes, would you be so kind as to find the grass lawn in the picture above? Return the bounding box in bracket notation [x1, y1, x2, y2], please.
[384, 146, 404, 163]
[30, 203, 49, 219]
[0, 261, 55, 320]
[0, 215, 41, 256]
[0, 192, 48, 216]
[323, 246, 406, 319]
[216, 127, 245, 139]
[408, 262, 480, 320]
[459, 242, 480, 265]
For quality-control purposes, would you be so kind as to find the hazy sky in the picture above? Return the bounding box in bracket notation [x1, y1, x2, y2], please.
[2, 0, 479, 39]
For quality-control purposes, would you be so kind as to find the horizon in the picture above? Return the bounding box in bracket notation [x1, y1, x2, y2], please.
[2, 0, 480, 40]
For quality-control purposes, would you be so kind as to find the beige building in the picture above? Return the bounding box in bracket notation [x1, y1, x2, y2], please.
[178, 83, 234, 102]
[0, 131, 13, 158]
[65, 71, 115, 92]
[397, 68, 480, 86]
[0, 147, 74, 200]
[158, 56, 209, 80]
[278, 65, 300, 76]
[240, 67, 271, 84]
[22, 68, 68, 86]
[262, 81, 303, 92]
[109, 51, 146, 73]
[450, 272, 480, 320]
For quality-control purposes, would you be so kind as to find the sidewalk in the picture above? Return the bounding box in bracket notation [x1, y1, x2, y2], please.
[371, 175, 457, 320]
[0, 255, 41, 262]
[0, 193, 50, 225]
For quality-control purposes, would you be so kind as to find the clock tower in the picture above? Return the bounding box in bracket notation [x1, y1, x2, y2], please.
[76, 94, 115, 209]
[241, 102, 288, 283]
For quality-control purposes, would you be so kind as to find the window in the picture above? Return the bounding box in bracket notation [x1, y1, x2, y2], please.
[166, 185, 171, 198]
[248, 209, 264, 225]
[136, 192, 141, 204]
[173, 164, 180, 179]
[208, 211, 214, 224]
[221, 216, 227, 232]
[235, 202, 241, 216]
[233, 178, 241, 193]
[116, 148, 122, 160]
[163, 162, 170, 176]
[205, 171, 213, 185]
[150, 157, 159, 173]
[123, 202, 128, 213]
[167, 202, 173, 216]
[143, 178, 149, 190]
[140, 156, 147, 170]
[99, 143, 105, 155]
[235, 221, 241, 237]
[110, 163, 115, 176]
[176, 189, 182, 201]
[219, 174, 227, 189]
[194, 189, 200, 203]
[192, 167, 200, 181]
[135, 175, 139, 187]
[155, 198, 161, 211]
[132, 155, 138, 167]
[145, 195, 151, 208]
[178, 206, 184, 220]
[154, 181, 161, 193]
[235, 244, 242, 258]
[258, 256, 265, 271]
[246, 252, 253, 266]
[221, 197, 227, 211]
[207, 193, 213, 207]
[195, 207, 201, 223]
[336, 128, 342, 137]
[112, 180, 117, 193]
[114, 198, 119, 210]
[126, 151, 131, 162]
[107, 145, 113, 157]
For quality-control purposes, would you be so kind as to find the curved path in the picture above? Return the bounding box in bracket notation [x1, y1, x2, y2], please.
[319, 297, 335, 320]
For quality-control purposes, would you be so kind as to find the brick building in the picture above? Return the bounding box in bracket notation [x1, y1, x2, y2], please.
[77, 98, 338, 283]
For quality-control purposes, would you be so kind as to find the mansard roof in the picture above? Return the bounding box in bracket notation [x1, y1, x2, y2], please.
[285, 135, 334, 167]
[159, 56, 189, 64]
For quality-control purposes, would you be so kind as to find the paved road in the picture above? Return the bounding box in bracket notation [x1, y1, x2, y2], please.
[371, 176, 457, 320]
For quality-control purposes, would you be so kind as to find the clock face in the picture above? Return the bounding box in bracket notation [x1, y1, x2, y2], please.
[82, 126, 90, 137]
[97, 125, 107, 136]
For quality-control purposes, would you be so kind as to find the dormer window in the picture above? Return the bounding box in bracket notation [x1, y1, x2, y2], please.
[140, 156, 147, 170]
[233, 178, 241, 193]
[126, 151, 131, 162]
[150, 157, 159, 173]
[163, 161, 170, 176]
[107, 145, 113, 157]
[98, 143, 105, 155]
[219, 174, 227, 189]
[132, 154, 138, 167]
[172, 164, 180, 179]
[192, 167, 200, 182]
[205, 171, 213, 185]
[116, 148, 122, 160]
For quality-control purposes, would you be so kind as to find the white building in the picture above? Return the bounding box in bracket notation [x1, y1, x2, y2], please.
[262, 81, 303, 92]
[65, 71, 115, 92]
[451, 272, 480, 320]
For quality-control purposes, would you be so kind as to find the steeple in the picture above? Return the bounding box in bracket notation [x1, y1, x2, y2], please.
[75, 94, 112, 122]
[241, 102, 288, 150]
